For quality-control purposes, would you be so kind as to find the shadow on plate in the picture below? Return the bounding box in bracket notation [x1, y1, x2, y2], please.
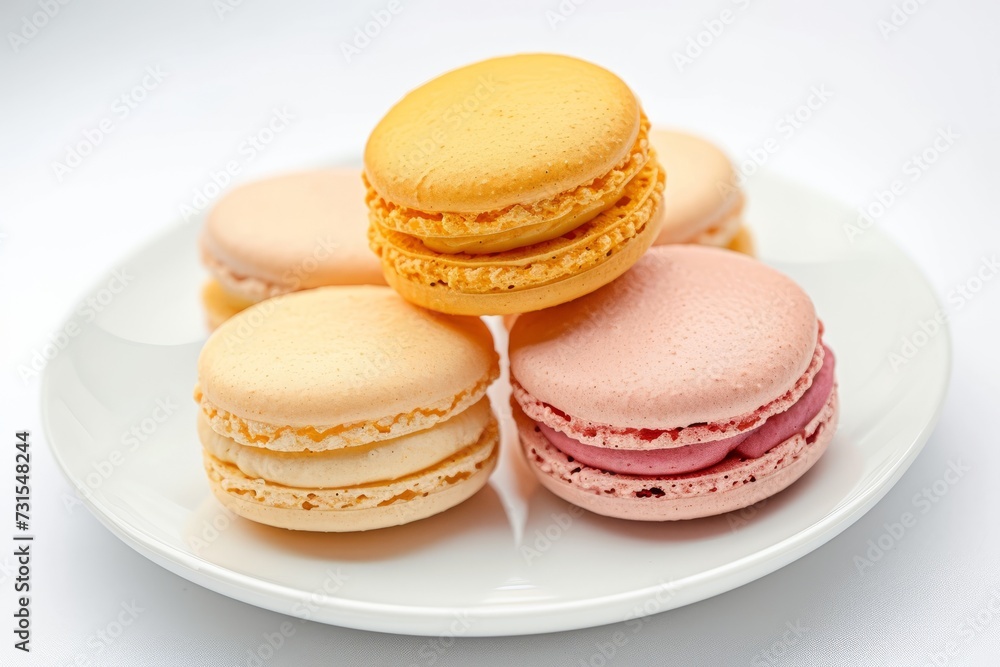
[185, 482, 513, 564]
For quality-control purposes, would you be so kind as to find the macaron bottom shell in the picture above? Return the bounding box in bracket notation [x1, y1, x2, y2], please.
[201, 280, 256, 330]
[516, 389, 838, 521]
[375, 200, 664, 316]
[203, 419, 499, 532]
[725, 225, 755, 255]
[657, 199, 754, 257]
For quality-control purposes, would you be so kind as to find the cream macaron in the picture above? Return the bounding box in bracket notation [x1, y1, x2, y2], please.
[199, 168, 386, 329]
[195, 285, 500, 531]
[649, 129, 754, 255]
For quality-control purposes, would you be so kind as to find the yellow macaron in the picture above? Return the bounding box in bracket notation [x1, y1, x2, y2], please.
[649, 129, 754, 255]
[194, 285, 500, 532]
[199, 168, 386, 329]
[365, 53, 665, 315]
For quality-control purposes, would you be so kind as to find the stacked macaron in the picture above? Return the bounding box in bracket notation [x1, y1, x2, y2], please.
[195, 286, 500, 531]
[200, 168, 385, 328]
[650, 129, 754, 255]
[192, 52, 840, 530]
[364, 54, 665, 315]
[510, 246, 838, 520]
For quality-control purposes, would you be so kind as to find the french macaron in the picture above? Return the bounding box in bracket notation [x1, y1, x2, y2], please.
[649, 129, 754, 255]
[509, 245, 838, 521]
[194, 285, 500, 531]
[199, 168, 386, 329]
[364, 53, 665, 316]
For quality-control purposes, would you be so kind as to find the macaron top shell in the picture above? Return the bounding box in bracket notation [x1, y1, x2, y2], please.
[198, 286, 498, 428]
[649, 129, 741, 244]
[509, 246, 818, 429]
[364, 53, 641, 213]
[201, 169, 384, 290]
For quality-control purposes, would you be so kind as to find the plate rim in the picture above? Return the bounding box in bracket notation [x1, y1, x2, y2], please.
[40, 170, 952, 636]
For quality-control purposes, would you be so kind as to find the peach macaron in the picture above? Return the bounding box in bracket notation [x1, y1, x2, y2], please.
[199, 168, 385, 328]
[509, 245, 837, 520]
[649, 129, 754, 255]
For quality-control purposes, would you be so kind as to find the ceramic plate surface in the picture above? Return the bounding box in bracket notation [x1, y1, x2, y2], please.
[42, 171, 950, 636]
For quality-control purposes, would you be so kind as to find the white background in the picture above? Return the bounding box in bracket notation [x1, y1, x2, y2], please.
[1, 0, 999, 665]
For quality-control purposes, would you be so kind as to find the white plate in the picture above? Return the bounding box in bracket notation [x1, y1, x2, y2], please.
[41, 171, 950, 636]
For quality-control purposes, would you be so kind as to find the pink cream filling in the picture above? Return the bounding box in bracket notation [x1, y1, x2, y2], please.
[538, 346, 836, 476]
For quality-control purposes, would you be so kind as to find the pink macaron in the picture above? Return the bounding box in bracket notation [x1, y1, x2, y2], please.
[509, 245, 839, 521]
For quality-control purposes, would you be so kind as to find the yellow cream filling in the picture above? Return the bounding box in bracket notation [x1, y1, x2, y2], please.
[202, 280, 257, 315]
[421, 189, 622, 254]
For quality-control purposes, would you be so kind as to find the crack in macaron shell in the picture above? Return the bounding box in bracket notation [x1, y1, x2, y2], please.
[536, 346, 835, 475]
